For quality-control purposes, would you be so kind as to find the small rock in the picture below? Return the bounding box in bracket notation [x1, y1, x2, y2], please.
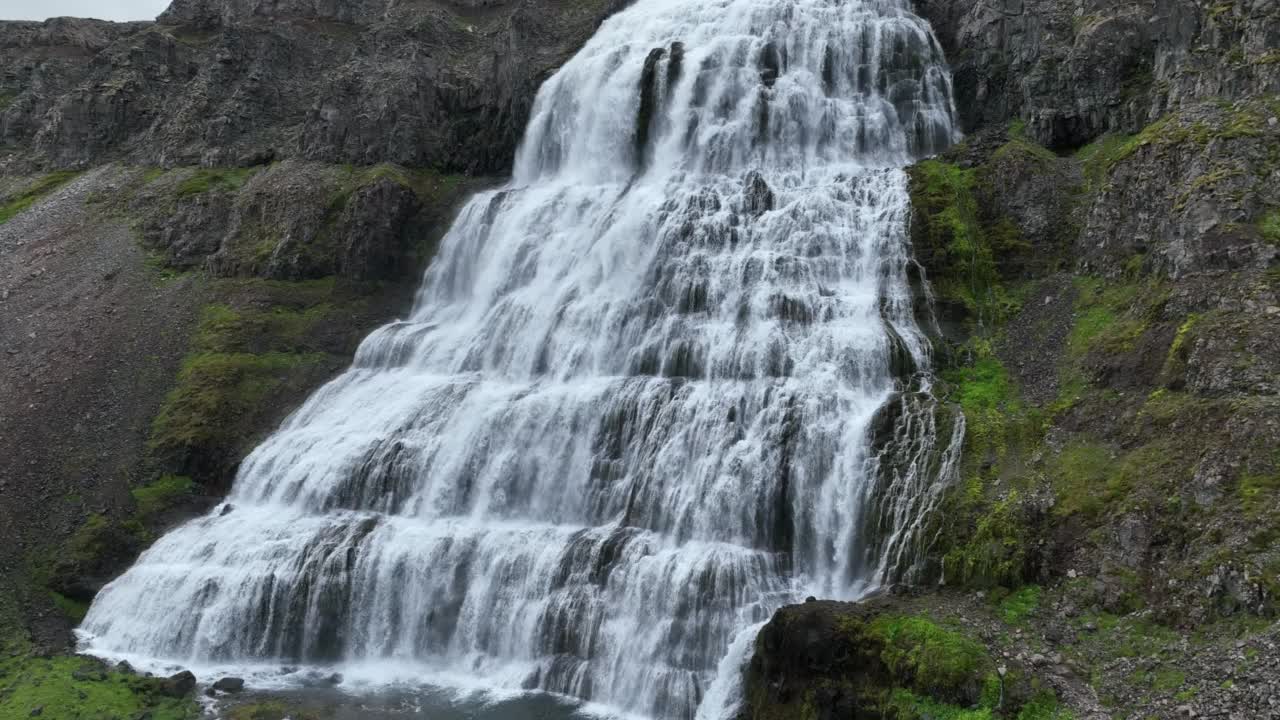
[326, 672, 343, 686]
[1176, 705, 1197, 717]
[160, 670, 196, 697]
[29, 707, 43, 717]
[1030, 653, 1048, 666]
[211, 677, 244, 693]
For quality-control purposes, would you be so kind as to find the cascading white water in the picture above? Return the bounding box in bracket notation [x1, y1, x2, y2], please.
[79, 0, 959, 717]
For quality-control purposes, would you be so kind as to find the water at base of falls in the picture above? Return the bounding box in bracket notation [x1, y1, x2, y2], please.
[78, 0, 960, 718]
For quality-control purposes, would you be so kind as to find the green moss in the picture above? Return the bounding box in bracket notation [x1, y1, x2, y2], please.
[871, 616, 993, 701]
[358, 163, 465, 204]
[48, 592, 88, 623]
[1259, 209, 1280, 245]
[1068, 277, 1162, 358]
[1015, 692, 1074, 720]
[0, 171, 83, 224]
[1047, 442, 1112, 516]
[131, 475, 195, 518]
[887, 689, 993, 720]
[175, 167, 257, 197]
[1239, 470, 1280, 516]
[194, 303, 330, 354]
[943, 491, 1030, 588]
[149, 351, 328, 461]
[909, 161, 1020, 328]
[0, 653, 199, 720]
[999, 586, 1042, 624]
[148, 290, 347, 474]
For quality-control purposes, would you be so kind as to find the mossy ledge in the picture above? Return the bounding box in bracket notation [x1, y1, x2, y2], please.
[742, 599, 1068, 720]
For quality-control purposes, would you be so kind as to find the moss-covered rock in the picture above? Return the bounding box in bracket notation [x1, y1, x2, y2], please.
[742, 599, 1049, 720]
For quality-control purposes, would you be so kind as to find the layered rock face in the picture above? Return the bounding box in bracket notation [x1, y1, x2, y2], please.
[1, 0, 624, 173]
[915, 0, 1280, 148]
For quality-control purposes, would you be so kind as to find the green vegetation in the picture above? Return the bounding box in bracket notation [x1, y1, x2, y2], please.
[871, 615, 994, 701]
[175, 167, 258, 197]
[908, 160, 1021, 328]
[194, 302, 331, 354]
[48, 592, 89, 623]
[1260, 209, 1280, 244]
[943, 491, 1031, 589]
[938, 344, 1045, 589]
[150, 350, 328, 462]
[0, 171, 82, 224]
[1015, 692, 1073, 720]
[1068, 277, 1161, 358]
[888, 689, 994, 720]
[131, 475, 196, 518]
[1045, 443, 1111, 516]
[0, 652, 199, 720]
[1239, 469, 1280, 516]
[2, 586, 197, 720]
[999, 586, 1042, 624]
[149, 296, 339, 473]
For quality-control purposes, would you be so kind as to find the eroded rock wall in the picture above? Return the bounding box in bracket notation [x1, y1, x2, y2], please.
[0, 0, 625, 173]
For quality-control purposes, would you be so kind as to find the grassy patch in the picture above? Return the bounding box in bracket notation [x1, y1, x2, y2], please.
[149, 351, 328, 462]
[0, 652, 199, 720]
[938, 345, 1046, 589]
[48, 592, 89, 623]
[0, 171, 82, 224]
[1016, 692, 1074, 720]
[1239, 470, 1280, 516]
[908, 160, 1021, 328]
[887, 689, 993, 720]
[175, 167, 258, 198]
[194, 303, 330, 354]
[1047, 442, 1112, 517]
[1074, 133, 1136, 192]
[131, 475, 196, 518]
[999, 585, 1042, 624]
[871, 615, 993, 701]
[1260, 209, 1280, 245]
[1068, 277, 1162, 358]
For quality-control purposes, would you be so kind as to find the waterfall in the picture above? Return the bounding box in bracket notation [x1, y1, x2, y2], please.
[78, 0, 959, 717]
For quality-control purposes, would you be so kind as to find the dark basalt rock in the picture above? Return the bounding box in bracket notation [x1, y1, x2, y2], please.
[160, 670, 197, 698]
[211, 676, 245, 693]
[914, 0, 1280, 149]
[0, 0, 631, 174]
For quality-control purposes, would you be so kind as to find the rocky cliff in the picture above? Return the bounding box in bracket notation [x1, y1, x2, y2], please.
[744, 1, 1280, 719]
[1, 0, 624, 173]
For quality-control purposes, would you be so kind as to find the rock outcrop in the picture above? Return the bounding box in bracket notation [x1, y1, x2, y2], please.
[0, 0, 626, 174]
[915, 0, 1280, 148]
